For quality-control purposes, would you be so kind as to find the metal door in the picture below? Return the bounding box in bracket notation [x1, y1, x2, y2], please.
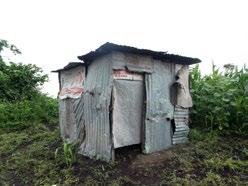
[112, 71, 144, 148]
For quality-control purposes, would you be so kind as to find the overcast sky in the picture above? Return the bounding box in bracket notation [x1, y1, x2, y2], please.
[1, 0, 247, 97]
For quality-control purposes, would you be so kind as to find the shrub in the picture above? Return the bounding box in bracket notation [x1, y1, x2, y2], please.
[0, 94, 58, 130]
[0, 39, 58, 130]
[0, 61, 48, 102]
[190, 64, 248, 134]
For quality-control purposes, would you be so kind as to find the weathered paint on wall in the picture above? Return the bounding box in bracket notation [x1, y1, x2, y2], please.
[59, 66, 85, 99]
[144, 60, 175, 153]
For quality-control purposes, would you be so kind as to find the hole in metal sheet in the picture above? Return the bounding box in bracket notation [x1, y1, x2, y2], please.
[171, 119, 176, 134]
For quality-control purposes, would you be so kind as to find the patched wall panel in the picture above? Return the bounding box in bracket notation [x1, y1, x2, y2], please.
[144, 60, 174, 153]
[59, 66, 85, 99]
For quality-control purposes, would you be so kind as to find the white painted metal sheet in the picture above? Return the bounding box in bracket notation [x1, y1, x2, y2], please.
[59, 66, 85, 99]
[112, 78, 144, 148]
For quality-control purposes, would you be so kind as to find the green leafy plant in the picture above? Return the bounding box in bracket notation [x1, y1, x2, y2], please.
[190, 64, 248, 135]
[63, 141, 77, 167]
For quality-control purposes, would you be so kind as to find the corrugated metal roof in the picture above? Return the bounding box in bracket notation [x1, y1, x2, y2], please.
[52, 62, 85, 72]
[78, 42, 201, 65]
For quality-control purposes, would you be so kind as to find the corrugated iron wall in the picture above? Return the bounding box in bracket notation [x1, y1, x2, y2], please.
[144, 60, 175, 153]
[58, 66, 85, 144]
[78, 55, 113, 161]
[59, 99, 78, 144]
[72, 97, 85, 144]
[59, 97, 85, 145]
[172, 106, 189, 144]
[58, 52, 192, 161]
[172, 64, 190, 144]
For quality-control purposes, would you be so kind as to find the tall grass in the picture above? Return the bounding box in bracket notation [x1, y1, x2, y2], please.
[190, 64, 248, 135]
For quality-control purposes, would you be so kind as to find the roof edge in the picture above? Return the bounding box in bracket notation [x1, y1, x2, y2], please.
[52, 62, 85, 73]
[78, 42, 201, 65]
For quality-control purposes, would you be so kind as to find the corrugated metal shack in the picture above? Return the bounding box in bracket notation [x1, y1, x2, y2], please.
[53, 43, 201, 161]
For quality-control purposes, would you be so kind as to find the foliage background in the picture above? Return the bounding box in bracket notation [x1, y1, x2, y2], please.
[0, 39, 58, 130]
[190, 64, 248, 135]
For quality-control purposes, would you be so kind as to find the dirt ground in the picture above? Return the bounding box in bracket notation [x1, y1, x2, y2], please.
[69, 133, 248, 185]
[0, 124, 247, 185]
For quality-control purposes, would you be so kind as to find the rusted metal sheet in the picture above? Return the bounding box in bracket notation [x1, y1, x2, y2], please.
[144, 60, 174, 153]
[78, 55, 113, 161]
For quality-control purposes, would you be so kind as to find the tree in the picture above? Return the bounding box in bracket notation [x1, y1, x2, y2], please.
[0, 39, 21, 58]
[0, 39, 48, 101]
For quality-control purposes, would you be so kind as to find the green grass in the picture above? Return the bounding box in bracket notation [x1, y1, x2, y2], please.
[0, 125, 247, 185]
